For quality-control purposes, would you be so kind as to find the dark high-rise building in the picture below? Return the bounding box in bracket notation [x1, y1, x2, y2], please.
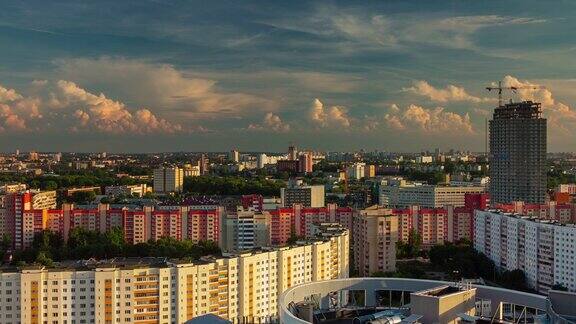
[489, 101, 546, 205]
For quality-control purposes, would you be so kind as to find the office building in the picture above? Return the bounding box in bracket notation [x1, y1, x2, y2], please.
[153, 167, 184, 193]
[379, 178, 485, 208]
[490, 101, 547, 205]
[353, 206, 399, 275]
[281, 182, 324, 208]
[474, 210, 576, 293]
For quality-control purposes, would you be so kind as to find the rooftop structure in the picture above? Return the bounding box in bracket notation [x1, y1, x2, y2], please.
[279, 277, 576, 324]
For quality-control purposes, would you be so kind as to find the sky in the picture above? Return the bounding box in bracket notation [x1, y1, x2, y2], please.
[1, 0, 576, 152]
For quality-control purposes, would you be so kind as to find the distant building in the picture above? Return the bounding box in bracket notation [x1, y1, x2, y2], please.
[153, 167, 184, 193]
[0, 183, 27, 194]
[298, 152, 313, 174]
[241, 194, 264, 212]
[353, 206, 399, 275]
[105, 184, 149, 197]
[281, 182, 324, 208]
[490, 101, 546, 205]
[415, 155, 433, 163]
[379, 178, 485, 208]
[346, 162, 365, 180]
[183, 163, 201, 177]
[229, 149, 240, 163]
[364, 164, 376, 178]
[288, 145, 298, 160]
[276, 160, 299, 174]
[28, 151, 39, 161]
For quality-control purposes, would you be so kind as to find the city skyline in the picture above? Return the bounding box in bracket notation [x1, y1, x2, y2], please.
[2, 1, 576, 152]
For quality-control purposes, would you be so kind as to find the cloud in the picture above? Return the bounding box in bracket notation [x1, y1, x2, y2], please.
[56, 57, 275, 118]
[248, 112, 290, 133]
[0, 80, 181, 134]
[502, 75, 576, 135]
[0, 86, 23, 102]
[384, 104, 474, 134]
[266, 9, 544, 52]
[403, 15, 545, 50]
[309, 98, 351, 128]
[404, 80, 494, 103]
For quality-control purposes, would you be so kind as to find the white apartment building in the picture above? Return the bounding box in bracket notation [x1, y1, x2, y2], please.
[0, 229, 348, 324]
[153, 167, 184, 193]
[379, 179, 485, 208]
[223, 209, 271, 251]
[474, 210, 576, 293]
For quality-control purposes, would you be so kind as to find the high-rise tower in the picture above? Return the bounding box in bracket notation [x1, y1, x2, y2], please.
[489, 101, 546, 204]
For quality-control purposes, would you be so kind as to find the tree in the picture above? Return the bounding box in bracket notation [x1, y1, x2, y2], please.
[70, 191, 97, 203]
[551, 284, 568, 291]
[397, 230, 421, 259]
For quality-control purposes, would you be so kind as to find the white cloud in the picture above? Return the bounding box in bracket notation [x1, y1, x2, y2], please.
[309, 98, 351, 128]
[0, 80, 182, 134]
[502, 75, 576, 135]
[56, 57, 275, 118]
[0, 86, 23, 102]
[404, 80, 494, 103]
[248, 112, 290, 133]
[403, 15, 545, 50]
[266, 9, 544, 52]
[384, 103, 474, 134]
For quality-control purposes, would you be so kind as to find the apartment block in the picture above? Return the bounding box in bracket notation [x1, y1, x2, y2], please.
[0, 228, 349, 324]
[474, 210, 576, 293]
[353, 206, 399, 276]
[153, 167, 184, 193]
[222, 209, 271, 251]
[281, 183, 325, 208]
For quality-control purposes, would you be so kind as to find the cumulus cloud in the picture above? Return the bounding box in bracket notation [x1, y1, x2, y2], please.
[384, 104, 474, 134]
[502, 75, 576, 135]
[404, 80, 494, 103]
[56, 57, 275, 118]
[309, 98, 351, 128]
[0, 86, 23, 102]
[248, 112, 290, 133]
[0, 80, 181, 134]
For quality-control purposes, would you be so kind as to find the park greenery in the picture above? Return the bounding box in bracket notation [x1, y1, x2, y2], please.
[5, 228, 220, 267]
[383, 240, 533, 292]
[396, 230, 422, 259]
[183, 175, 284, 196]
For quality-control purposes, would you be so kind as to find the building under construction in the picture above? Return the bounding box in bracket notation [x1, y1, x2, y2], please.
[489, 101, 547, 205]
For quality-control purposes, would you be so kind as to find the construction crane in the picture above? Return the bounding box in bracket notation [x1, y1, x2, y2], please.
[486, 80, 544, 107]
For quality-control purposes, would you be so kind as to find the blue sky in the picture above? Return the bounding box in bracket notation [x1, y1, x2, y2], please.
[1, 0, 576, 152]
